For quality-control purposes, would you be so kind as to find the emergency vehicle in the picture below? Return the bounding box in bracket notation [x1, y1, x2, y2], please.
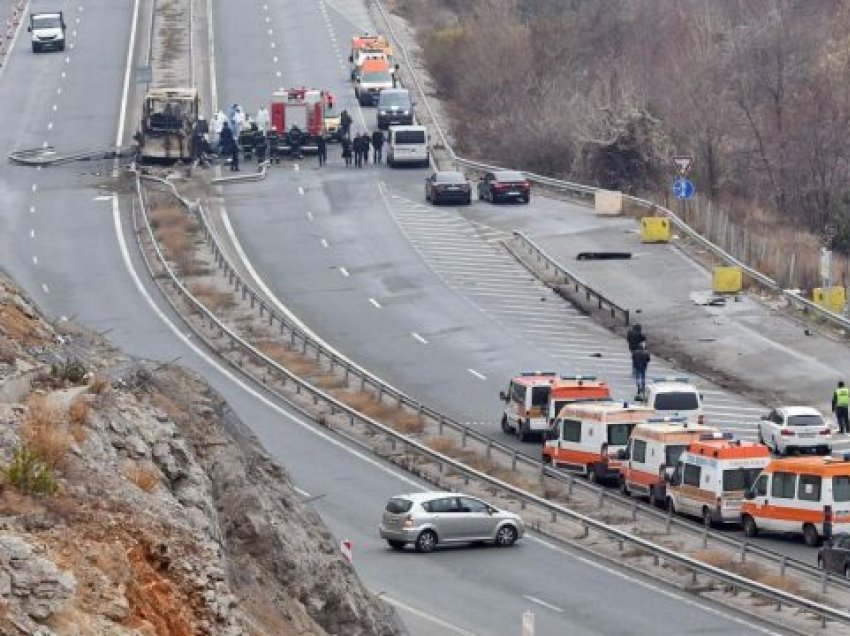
[543, 402, 655, 483]
[640, 377, 705, 425]
[269, 88, 327, 152]
[667, 433, 770, 526]
[323, 92, 342, 141]
[500, 372, 559, 442]
[354, 58, 394, 106]
[546, 376, 612, 422]
[741, 454, 850, 546]
[620, 422, 717, 507]
[349, 34, 396, 79]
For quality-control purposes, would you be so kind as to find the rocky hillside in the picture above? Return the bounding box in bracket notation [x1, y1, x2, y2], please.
[0, 277, 403, 635]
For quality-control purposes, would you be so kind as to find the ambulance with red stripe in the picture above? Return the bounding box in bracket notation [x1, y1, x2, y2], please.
[666, 433, 770, 526]
[543, 402, 655, 483]
[500, 372, 559, 442]
[620, 422, 717, 507]
[546, 376, 612, 423]
[741, 454, 850, 546]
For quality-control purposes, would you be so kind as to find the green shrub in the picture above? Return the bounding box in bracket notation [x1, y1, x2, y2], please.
[51, 359, 87, 385]
[4, 446, 58, 495]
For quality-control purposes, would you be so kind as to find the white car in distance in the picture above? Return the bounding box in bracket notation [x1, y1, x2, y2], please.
[757, 406, 832, 455]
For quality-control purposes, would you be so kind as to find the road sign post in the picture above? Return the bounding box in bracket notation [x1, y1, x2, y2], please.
[671, 155, 693, 176]
[672, 177, 695, 200]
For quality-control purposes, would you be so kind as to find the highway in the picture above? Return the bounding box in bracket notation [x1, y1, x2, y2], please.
[0, 0, 799, 633]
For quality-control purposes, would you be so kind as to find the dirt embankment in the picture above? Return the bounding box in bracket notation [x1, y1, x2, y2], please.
[0, 277, 403, 635]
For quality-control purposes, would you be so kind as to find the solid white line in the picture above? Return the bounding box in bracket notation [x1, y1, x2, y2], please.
[380, 595, 476, 636]
[112, 195, 424, 491]
[411, 332, 428, 344]
[207, 0, 218, 111]
[115, 0, 140, 146]
[522, 595, 564, 613]
[369, 297, 382, 309]
[293, 485, 311, 498]
[468, 368, 486, 380]
[339, 267, 349, 277]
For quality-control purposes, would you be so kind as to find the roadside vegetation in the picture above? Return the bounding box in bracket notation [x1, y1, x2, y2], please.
[398, 0, 850, 288]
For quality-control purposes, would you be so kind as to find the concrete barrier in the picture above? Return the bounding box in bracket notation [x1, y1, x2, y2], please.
[594, 189, 622, 216]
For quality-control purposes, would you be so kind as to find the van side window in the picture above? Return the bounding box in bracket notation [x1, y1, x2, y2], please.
[797, 474, 822, 502]
[771, 472, 796, 499]
[562, 419, 581, 443]
[510, 382, 525, 405]
[834, 476, 850, 502]
[754, 474, 768, 497]
[632, 439, 647, 464]
[683, 464, 701, 487]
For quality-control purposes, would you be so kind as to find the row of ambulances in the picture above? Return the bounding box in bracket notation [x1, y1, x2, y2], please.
[349, 34, 397, 106]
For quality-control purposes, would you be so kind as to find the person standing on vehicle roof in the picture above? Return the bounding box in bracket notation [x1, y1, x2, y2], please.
[833, 380, 850, 434]
[626, 323, 645, 376]
[632, 342, 650, 400]
[372, 129, 384, 163]
[316, 135, 327, 167]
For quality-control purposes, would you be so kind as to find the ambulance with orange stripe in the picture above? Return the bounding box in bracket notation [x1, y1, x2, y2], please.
[620, 422, 717, 507]
[500, 372, 559, 442]
[543, 402, 655, 483]
[666, 433, 770, 526]
[546, 376, 612, 423]
[741, 454, 850, 546]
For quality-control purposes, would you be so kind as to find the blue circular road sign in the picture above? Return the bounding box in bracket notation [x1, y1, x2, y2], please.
[672, 177, 695, 200]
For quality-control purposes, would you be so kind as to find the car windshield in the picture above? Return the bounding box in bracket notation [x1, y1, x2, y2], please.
[496, 172, 524, 182]
[362, 71, 391, 83]
[395, 130, 425, 144]
[608, 423, 636, 446]
[531, 386, 551, 407]
[665, 444, 689, 466]
[380, 93, 410, 108]
[787, 414, 824, 427]
[722, 468, 763, 491]
[385, 498, 412, 514]
[436, 172, 465, 183]
[33, 15, 61, 28]
[654, 391, 699, 411]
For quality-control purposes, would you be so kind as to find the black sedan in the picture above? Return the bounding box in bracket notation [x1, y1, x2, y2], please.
[477, 171, 531, 204]
[425, 171, 472, 205]
[818, 533, 850, 577]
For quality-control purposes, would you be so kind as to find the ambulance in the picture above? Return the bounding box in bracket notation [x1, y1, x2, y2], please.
[543, 402, 655, 483]
[741, 454, 850, 546]
[546, 376, 612, 423]
[620, 422, 717, 507]
[500, 372, 559, 442]
[667, 433, 770, 526]
[349, 34, 396, 80]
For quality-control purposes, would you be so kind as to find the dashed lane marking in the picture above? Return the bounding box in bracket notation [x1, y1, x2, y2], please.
[411, 332, 428, 344]
[369, 297, 382, 309]
[339, 267, 349, 277]
[468, 368, 487, 381]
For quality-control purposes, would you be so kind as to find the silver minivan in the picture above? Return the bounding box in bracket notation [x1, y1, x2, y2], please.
[379, 491, 525, 552]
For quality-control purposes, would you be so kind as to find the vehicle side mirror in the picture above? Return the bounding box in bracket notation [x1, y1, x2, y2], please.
[744, 490, 755, 500]
[487, 507, 496, 515]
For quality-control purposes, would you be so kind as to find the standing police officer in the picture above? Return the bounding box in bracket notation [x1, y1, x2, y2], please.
[833, 381, 850, 434]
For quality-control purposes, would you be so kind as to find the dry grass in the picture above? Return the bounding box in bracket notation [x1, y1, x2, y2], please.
[150, 392, 189, 425]
[188, 283, 235, 312]
[126, 464, 161, 493]
[22, 394, 71, 468]
[69, 421, 87, 444]
[427, 436, 457, 454]
[756, 573, 802, 596]
[151, 205, 200, 272]
[392, 411, 426, 435]
[690, 548, 734, 570]
[68, 395, 89, 426]
[88, 372, 110, 395]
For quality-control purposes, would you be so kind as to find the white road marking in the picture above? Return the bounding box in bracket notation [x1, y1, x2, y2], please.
[52, 103, 58, 111]
[369, 298, 382, 309]
[380, 595, 476, 636]
[270, 42, 276, 48]
[522, 595, 564, 613]
[272, 55, 278, 63]
[41, 283, 50, 294]
[93, 195, 112, 201]
[47, 122, 54, 130]
[320, 238, 329, 248]
[60, 71, 66, 78]
[56, 87, 62, 95]
[29, 229, 35, 238]
[293, 485, 311, 497]
[69, 43, 74, 50]
[42, 141, 49, 148]
[29, 206, 35, 214]
[339, 267, 349, 277]
[32, 256, 38, 266]
[276, 70, 281, 77]
[306, 210, 313, 221]
[267, 28, 273, 35]
[411, 332, 428, 344]
[65, 56, 70, 63]
[293, 163, 300, 171]
[31, 184, 37, 192]
[298, 186, 304, 195]
[468, 368, 486, 380]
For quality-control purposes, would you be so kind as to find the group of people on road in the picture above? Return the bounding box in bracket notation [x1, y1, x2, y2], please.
[338, 129, 384, 168]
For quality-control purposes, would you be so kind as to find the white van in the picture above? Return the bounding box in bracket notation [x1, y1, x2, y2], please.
[642, 377, 705, 426]
[387, 125, 429, 168]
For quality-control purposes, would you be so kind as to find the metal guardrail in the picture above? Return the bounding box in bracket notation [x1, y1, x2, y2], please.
[509, 230, 630, 326]
[135, 171, 850, 626]
[370, 0, 850, 333]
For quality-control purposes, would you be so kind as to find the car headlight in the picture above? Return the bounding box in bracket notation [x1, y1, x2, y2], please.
[379, 110, 387, 116]
[402, 110, 409, 115]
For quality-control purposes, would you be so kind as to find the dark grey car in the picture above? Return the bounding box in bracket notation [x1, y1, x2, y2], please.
[379, 491, 525, 552]
[818, 533, 850, 577]
[425, 171, 472, 205]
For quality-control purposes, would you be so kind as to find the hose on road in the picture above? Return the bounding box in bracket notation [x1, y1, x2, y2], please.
[7, 145, 136, 166]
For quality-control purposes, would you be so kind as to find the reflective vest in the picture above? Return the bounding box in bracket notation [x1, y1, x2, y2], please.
[836, 387, 850, 408]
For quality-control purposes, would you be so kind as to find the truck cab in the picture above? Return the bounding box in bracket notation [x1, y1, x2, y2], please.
[543, 402, 655, 483]
[29, 11, 66, 52]
[641, 377, 705, 425]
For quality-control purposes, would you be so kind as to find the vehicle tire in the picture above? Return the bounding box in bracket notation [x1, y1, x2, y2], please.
[387, 540, 406, 551]
[844, 564, 850, 580]
[414, 530, 437, 553]
[620, 476, 630, 496]
[803, 523, 821, 547]
[742, 514, 758, 538]
[666, 498, 675, 515]
[501, 414, 512, 435]
[702, 507, 714, 528]
[32, 43, 40, 53]
[495, 524, 518, 547]
[522, 194, 530, 204]
[464, 194, 471, 206]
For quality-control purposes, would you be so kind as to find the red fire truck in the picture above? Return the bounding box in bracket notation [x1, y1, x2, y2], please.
[269, 88, 329, 155]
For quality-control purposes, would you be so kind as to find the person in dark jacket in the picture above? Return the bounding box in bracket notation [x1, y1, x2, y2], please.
[626, 323, 646, 377]
[371, 129, 384, 163]
[219, 121, 234, 159]
[341, 137, 352, 167]
[632, 342, 650, 400]
[353, 133, 364, 168]
[361, 133, 371, 165]
[340, 109, 352, 140]
[316, 135, 327, 167]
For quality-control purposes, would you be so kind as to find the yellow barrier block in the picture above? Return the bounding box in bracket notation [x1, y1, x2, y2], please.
[813, 286, 847, 313]
[713, 267, 743, 294]
[640, 217, 671, 243]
